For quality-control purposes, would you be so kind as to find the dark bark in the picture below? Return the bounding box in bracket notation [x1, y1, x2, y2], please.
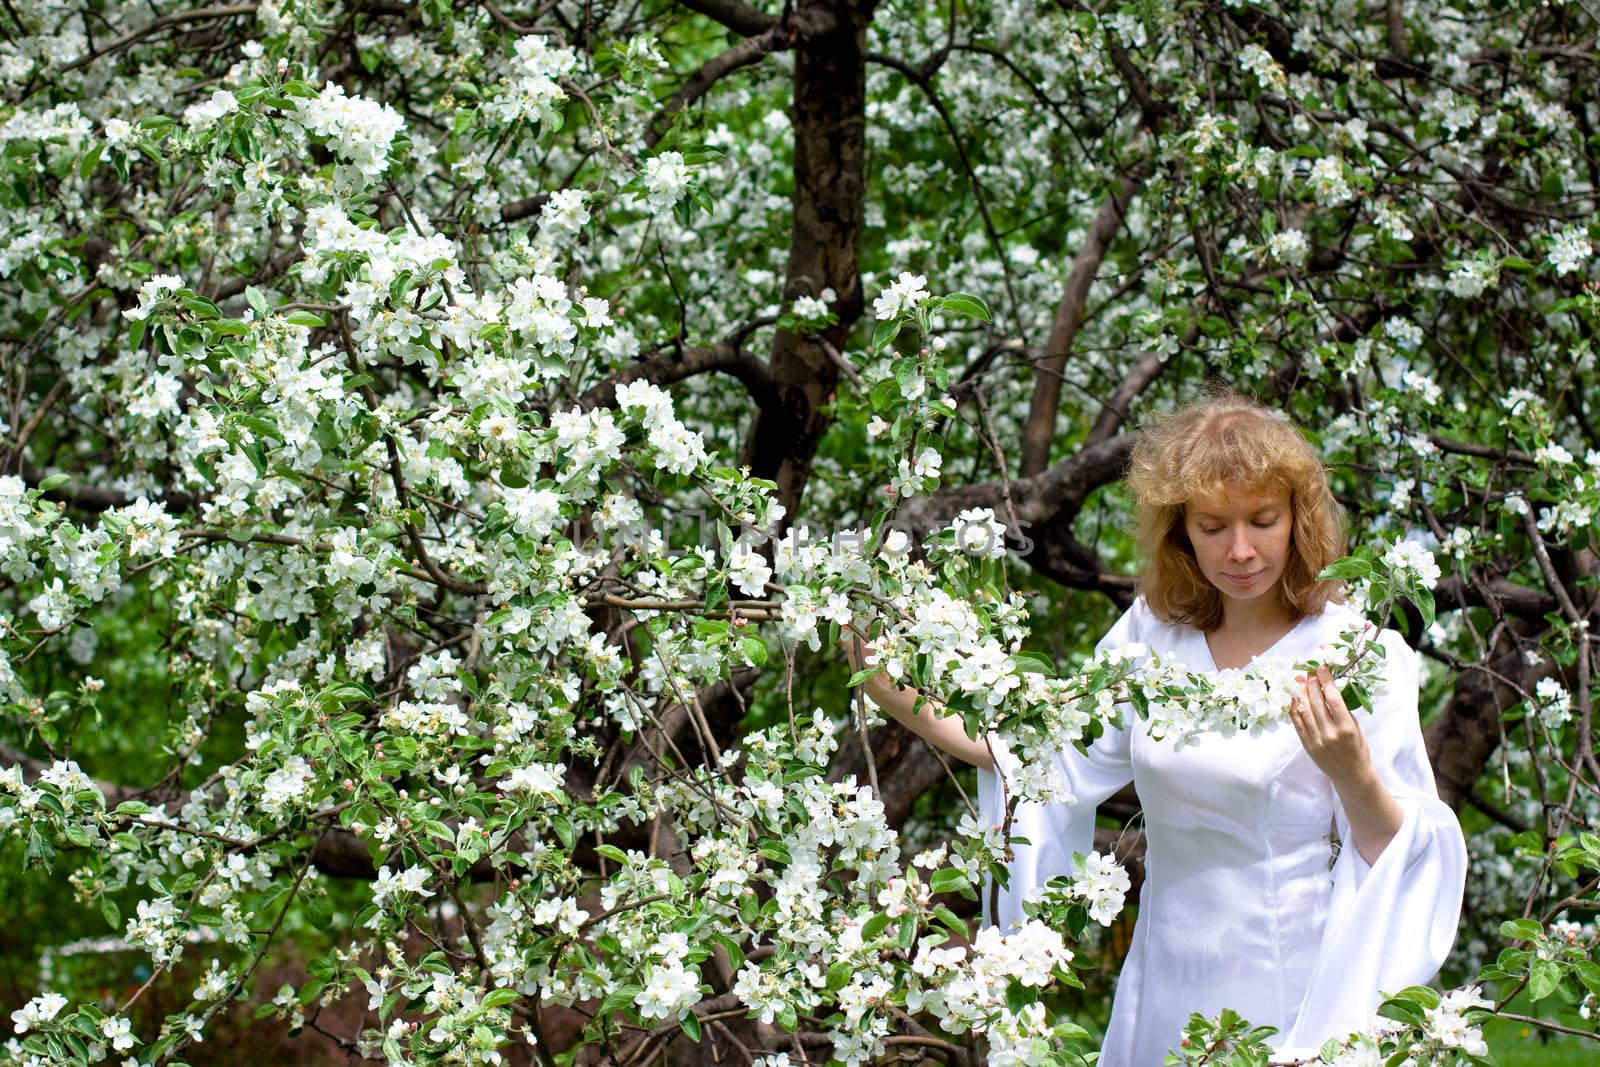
[1424, 649, 1535, 812]
[738, 1, 872, 522]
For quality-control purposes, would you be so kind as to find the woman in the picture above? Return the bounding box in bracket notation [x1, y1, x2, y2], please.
[850, 395, 1467, 1064]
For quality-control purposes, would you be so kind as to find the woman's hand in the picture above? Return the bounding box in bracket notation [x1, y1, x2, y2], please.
[1290, 665, 1403, 864]
[1289, 665, 1371, 792]
[838, 626, 994, 771]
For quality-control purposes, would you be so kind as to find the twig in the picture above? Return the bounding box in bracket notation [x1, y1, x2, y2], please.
[58, 5, 257, 74]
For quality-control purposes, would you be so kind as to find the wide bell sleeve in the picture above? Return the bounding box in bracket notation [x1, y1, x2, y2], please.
[974, 603, 1145, 931]
[1282, 629, 1469, 1050]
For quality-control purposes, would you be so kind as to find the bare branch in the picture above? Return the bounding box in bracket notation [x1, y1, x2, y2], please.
[1085, 348, 1167, 446]
[5, 375, 69, 466]
[58, 5, 257, 74]
[673, 0, 779, 37]
[897, 433, 1135, 542]
[1432, 576, 1556, 621]
[1018, 169, 1143, 477]
[579, 319, 779, 412]
[645, 22, 798, 151]
[500, 192, 548, 224]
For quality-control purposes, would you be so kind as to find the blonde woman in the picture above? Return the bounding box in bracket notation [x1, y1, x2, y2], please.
[850, 395, 1466, 1064]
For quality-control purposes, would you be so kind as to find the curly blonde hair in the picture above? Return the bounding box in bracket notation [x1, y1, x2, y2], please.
[1125, 393, 1346, 631]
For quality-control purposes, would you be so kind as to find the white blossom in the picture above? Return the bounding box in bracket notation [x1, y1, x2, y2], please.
[1072, 851, 1132, 926]
[641, 152, 691, 215]
[871, 272, 929, 320]
[122, 274, 183, 321]
[9, 991, 68, 1033]
[1267, 229, 1309, 267]
[1546, 226, 1592, 276]
[1382, 539, 1441, 589]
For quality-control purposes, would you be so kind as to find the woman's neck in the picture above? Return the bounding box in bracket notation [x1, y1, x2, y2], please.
[1207, 596, 1298, 669]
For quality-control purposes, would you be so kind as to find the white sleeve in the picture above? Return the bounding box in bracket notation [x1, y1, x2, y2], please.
[974, 602, 1142, 930]
[1286, 630, 1468, 1047]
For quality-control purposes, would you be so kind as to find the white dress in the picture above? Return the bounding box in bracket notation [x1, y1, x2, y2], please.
[976, 598, 1467, 1065]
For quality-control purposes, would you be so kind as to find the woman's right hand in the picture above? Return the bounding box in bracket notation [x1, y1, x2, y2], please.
[839, 626, 995, 771]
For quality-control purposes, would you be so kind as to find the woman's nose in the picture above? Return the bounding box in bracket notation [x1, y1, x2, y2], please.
[1227, 529, 1255, 560]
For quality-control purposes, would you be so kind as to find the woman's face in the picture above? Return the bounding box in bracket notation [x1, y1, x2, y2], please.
[1181, 485, 1294, 605]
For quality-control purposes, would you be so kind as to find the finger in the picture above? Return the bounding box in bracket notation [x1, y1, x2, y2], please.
[1295, 681, 1325, 746]
[1300, 674, 1328, 727]
[1316, 666, 1349, 720]
[1313, 669, 1354, 745]
[1287, 694, 1312, 744]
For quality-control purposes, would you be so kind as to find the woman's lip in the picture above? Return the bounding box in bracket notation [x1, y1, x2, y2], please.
[1223, 571, 1262, 584]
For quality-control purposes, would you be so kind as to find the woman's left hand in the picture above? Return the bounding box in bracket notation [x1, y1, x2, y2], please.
[1289, 665, 1375, 793]
[1290, 664, 1405, 864]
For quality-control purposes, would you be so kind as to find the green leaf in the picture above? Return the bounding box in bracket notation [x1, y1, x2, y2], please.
[678, 1011, 702, 1042]
[596, 984, 641, 1020]
[36, 473, 70, 492]
[938, 292, 992, 322]
[1376, 998, 1425, 1027]
[180, 293, 221, 319]
[246, 286, 271, 318]
[15, 259, 42, 293]
[705, 575, 728, 612]
[1009, 651, 1056, 677]
[1500, 918, 1543, 942]
[871, 318, 902, 351]
[1386, 985, 1441, 1009]
[481, 988, 520, 1010]
[931, 905, 969, 938]
[1317, 557, 1374, 581]
[285, 310, 326, 328]
[24, 828, 54, 873]
[868, 376, 902, 412]
[897, 913, 917, 951]
[825, 961, 852, 992]
[1528, 958, 1561, 1001]
[1410, 587, 1435, 629]
[79, 143, 104, 179]
[928, 868, 969, 895]
[498, 460, 529, 489]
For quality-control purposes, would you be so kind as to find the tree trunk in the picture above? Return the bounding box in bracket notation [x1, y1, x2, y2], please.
[741, 1, 871, 521]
